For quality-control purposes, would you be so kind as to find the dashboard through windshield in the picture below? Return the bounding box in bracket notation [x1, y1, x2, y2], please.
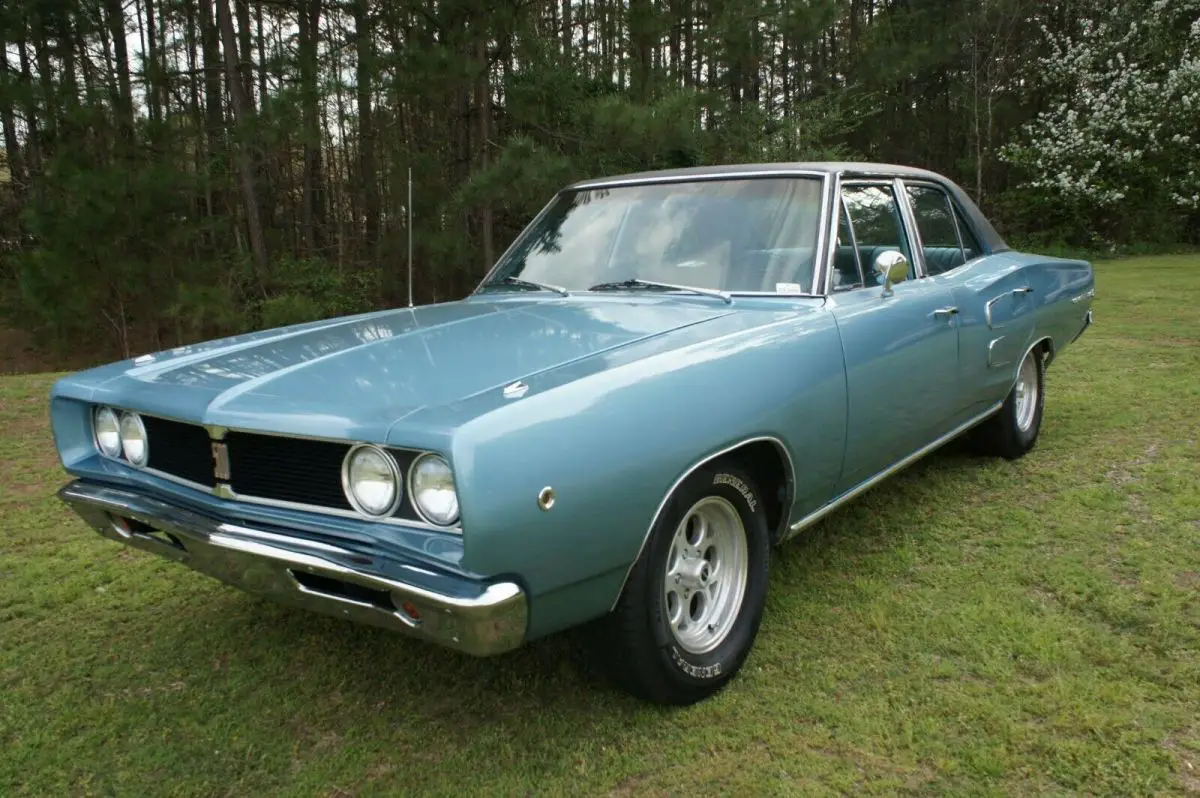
[483, 177, 824, 296]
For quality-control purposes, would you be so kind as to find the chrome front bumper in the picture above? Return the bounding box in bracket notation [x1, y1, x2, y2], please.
[58, 481, 527, 656]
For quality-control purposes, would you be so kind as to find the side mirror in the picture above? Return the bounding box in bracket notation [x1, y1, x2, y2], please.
[874, 251, 909, 296]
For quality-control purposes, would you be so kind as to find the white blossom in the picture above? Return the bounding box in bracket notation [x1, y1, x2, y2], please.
[1001, 1, 1200, 213]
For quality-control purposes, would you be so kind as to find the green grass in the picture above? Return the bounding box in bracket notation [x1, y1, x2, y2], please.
[2, 254, 1198, 797]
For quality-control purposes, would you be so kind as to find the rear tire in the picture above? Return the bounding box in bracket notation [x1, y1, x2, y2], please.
[597, 463, 770, 705]
[973, 346, 1045, 460]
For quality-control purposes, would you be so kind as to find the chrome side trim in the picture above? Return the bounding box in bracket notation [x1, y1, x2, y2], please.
[218, 523, 355, 555]
[1009, 336, 1054, 388]
[609, 435, 797, 611]
[1071, 309, 1093, 343]
[58, 480, 525, 657]
[781, 401, 1004, 542]
[144, 467, 215, 495]
[226, 489, 463, 535]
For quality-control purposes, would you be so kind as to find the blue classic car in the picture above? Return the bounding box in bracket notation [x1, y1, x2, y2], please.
[52, 163, 1094, 704]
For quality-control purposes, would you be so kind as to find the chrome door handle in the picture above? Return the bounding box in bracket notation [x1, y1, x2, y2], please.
[985, 286, 1033, 328]
[933, 306, 959, 318]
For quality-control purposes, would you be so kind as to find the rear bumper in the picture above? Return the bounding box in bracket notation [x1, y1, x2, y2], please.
[58, 480, 527, 656]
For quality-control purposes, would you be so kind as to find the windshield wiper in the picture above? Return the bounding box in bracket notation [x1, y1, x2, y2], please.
[496, 275, 570, 297]
[587, 278, 732, 304]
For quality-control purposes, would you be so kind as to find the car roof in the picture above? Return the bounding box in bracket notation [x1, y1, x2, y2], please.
[568, 162, 950, 188]
[566, 161, 1009, 254]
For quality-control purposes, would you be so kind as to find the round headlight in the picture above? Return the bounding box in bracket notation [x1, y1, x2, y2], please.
[342, 445, 401, 517]
[409, 454, 459, 526]
[94, 406, 122, 458]
[119, 412, 148, 467]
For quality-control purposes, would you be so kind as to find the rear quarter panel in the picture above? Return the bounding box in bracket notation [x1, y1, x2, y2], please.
[1020, 253, 1095, 358]
[946, 252, 1093, 413]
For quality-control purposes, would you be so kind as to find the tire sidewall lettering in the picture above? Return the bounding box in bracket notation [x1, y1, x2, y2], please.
[712, 472, 757, 512]
[655, 468, 766, 685]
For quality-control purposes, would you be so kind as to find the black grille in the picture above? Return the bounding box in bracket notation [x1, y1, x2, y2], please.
[225, 433, 426, 521]
[143, 415, 215, 487]
[226, 432, 354, 510]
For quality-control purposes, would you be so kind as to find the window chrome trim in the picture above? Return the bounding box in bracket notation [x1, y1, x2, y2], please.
[828, 175, 919, 292]
[893, 177, 929, 279]
[477, 171, 831, 297]
[571, 168, 828, 190]
[609, 435, 797, 612]
[811, 173, 834, 296]
[898, 179, 986, 277]
[473, 193, 562, 294]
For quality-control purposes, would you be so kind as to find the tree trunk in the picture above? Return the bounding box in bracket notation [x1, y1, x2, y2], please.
[630, 0, 652, 101]
[217, 0, 270, 287]
[0, 28, 26, 190]
[103, 0, 136, 140]
[255, 1, 267, 107]
[144, 0, 162, 121]
[476, 36, 494, 269]
[298, 0, 326, 255]
[15, 35, 41, 175]
[562, 0, 572, 57]
[353, 0, 379, 256]
[236, 0, 255, 109]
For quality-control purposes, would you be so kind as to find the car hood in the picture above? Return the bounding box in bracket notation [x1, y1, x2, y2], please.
[61, 297, 738, 442]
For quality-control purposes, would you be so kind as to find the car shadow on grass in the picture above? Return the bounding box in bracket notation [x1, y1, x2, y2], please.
[17, 438, 1024, 792]
[147, 437, 997, 715]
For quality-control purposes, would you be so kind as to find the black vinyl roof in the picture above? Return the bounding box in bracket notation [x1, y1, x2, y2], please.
[568, 162, 1009, 254]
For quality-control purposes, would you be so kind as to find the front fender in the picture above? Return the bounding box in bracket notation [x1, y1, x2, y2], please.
[444, 305, 846, 638]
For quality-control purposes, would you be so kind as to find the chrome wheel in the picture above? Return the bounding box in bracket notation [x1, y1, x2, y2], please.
[663, 496, 749, 655]
[1014, 352, 1039, 432]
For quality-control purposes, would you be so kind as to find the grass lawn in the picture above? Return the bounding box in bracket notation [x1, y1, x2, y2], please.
[1, 254, 1198, 797]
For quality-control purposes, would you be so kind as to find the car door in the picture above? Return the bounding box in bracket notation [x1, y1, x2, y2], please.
[829, 180, 962, 492]
[902, 181, 1035, 414]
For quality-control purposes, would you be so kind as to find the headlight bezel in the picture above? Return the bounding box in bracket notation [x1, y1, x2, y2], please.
[341, 443, 403, 518]
[118, 411, 149, 467]
[93, 406, 123, 459]
[407, 452, 460, 527]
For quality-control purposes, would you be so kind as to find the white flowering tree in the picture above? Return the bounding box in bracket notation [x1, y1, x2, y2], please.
[1000, 0, 1200, 245]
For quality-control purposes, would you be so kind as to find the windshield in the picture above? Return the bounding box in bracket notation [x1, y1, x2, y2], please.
[483, 177, 824, 295]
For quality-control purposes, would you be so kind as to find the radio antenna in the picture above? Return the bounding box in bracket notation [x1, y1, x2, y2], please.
[407, 167, 414, 308]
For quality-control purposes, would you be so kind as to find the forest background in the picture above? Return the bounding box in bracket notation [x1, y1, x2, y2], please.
[1, 0, 1197, 363]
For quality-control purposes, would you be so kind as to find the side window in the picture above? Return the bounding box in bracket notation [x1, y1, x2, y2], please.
[906, 184, 964, 275]
[831, 200, 864, 291]
[840, 184, 915, 286]
[953, 206, 982, 262]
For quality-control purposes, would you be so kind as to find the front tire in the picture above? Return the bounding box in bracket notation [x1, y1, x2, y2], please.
[973, 346, 1045, 459]
[598, 463, 770, 705]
